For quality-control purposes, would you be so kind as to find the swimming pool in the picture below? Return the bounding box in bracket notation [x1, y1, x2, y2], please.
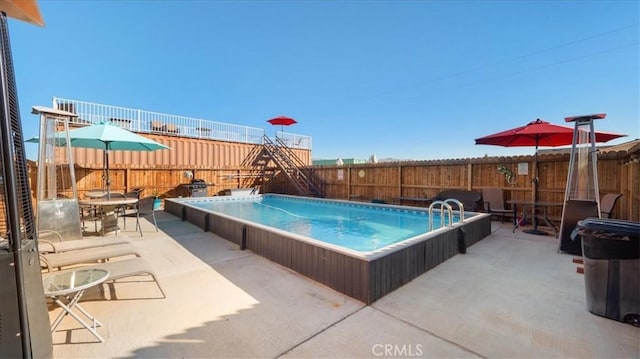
[166, 194, 491, 304]
[186, 195, 463, 252]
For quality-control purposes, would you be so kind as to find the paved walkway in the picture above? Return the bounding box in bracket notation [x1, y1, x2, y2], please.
[50, 211, 639, 358]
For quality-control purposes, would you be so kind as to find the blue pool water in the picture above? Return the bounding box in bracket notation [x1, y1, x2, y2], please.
[189, 195, 463, 252]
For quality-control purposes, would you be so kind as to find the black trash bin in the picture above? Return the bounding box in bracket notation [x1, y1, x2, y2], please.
[577, 218, 640, 326]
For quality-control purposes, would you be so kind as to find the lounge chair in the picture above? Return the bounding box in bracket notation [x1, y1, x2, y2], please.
[48, 257, 166, 299]
[600, 193, 623, 218]
[40, 243, 140, 272]
[38, 230, 133, 254]
[481, 188, 512, 223]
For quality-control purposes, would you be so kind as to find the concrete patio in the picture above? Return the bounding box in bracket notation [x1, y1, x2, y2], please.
[49, 210, 639, 358]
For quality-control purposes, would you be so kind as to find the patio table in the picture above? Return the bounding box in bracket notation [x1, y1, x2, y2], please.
[507, 200, 564, 237]
[85, 191, 107, 198]
[43, 268, 109, 342]
[79, 198, 138, 235]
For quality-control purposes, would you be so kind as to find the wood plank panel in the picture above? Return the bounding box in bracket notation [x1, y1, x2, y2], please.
[34, 140, 639, 221]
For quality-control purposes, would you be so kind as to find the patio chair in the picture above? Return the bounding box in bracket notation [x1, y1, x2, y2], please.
[133, 196, 159, 236]
[121, 190, 141, 229]
[40, 243, 141, 272]
[481, 188, 512, 223]
[130, 187, 144, 197]
[600, 193, 623, 218]
[104, 193, 129, 233]
[150, 120, 165, 132]
[37, 230, 133, 253]
[47, 257, 166, 299]
[165, 123, 179, 134]
[80, 200, 103, 234]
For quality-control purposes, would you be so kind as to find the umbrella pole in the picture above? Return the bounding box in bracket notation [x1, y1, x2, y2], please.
[523, 143, 548, 235]
[101, 150, 106, 192]
[105, 146, 111, 199]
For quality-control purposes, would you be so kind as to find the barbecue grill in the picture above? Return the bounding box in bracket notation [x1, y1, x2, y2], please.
[183, 179, 209, 197]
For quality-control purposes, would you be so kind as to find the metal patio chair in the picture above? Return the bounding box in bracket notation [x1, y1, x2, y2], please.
[600, 193, 623, 219]
[482, 188, 512, 223]
[133, 196, 159, 236]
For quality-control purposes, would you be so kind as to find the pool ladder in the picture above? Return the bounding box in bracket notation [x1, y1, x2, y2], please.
[428, 198, 465, 231]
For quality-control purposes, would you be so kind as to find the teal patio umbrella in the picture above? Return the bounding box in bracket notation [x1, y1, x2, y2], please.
[27, 121, 170, 197]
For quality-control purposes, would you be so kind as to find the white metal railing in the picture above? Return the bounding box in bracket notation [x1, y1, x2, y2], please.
[276, 130, 312, 150]
[52, 97, 312, 149]
[428, 200, 454, 231]
[443, 198, 465, 223]
[428, 198, 466, 231]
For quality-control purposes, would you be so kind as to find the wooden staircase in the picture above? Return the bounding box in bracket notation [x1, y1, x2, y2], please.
[242, 136, 322, 197]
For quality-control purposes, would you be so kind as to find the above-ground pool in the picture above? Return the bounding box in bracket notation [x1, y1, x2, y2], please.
[166, 194, 491, 304]
[185, 195, 467, 252]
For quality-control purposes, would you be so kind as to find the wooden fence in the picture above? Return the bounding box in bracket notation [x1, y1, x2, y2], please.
[35, 165, 267, 200]
[270, 147, 640, 222]
[28, 143, 639, 222]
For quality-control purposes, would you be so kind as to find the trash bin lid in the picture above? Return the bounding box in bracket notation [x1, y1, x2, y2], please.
[577, 218, 640, 240]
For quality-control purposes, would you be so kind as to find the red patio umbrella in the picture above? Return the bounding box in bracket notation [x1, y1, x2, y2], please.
[267, 116, 297, 136]
[474, 117, 622, 147]
[475, 118, 625, 235]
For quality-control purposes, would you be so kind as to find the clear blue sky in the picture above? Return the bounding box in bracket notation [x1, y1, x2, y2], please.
[10, 1, 639, 161]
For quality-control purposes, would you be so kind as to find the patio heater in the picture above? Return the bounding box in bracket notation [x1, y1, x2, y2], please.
[558, 114, 604, 255]
[0, 11, 53, 359]
[32, 106, 83, 240]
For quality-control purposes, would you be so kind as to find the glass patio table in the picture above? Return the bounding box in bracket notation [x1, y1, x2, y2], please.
[43, 268, 109, 342]
[79, 198, 138, 235]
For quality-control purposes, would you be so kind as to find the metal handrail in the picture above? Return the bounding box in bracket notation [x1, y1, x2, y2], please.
[262, 136, 321, 196]
[428, 200, 453, 231]
[443, 198, 465, 223]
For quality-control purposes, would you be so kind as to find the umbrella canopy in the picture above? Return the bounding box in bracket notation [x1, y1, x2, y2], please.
[0, 0, 45, 26]
[475, 118, 625, 235]
[28, 122, 170, 197]
[28, 122, 171, 150]
[474, 118, 624, 147]
[40, 122, 171, 151]
[267, 116, 297, 127]
[267, 116, 297, 138]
